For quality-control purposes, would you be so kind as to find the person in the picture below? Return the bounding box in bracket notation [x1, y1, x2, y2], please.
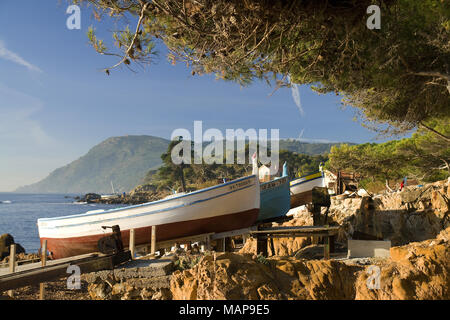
[399, 180, 404, 191]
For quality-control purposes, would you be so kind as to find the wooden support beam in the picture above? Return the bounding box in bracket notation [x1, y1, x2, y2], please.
[39, 240, 47, 300]
[242, 234, 249, 245]
[265, 232, 336, 238]
[251, 225, 340, 259]
[224, 237, 232, 252]
[7, 244, 16, 298]
[251, 226, 340, 234]
[151, 226, 156, 255]
[324, 236, 330, 260]
[269, 237, 275, 256]
[210, 226, 256, 240]
[256, 235, 268, 257]
[129, 229, 135, 260]
[144, 232, 214, 252]
[0, 251, 131, 293]
[215, 238, 224, 252]
[8, 245, 16, 273]
[312, 204, 321, 245]
[204, 235, 211, 251]
[330, 235, 335, 253]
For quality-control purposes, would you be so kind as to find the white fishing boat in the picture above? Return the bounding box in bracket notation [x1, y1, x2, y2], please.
[289, 171, 325, 208]
[37, 175, 260, 259]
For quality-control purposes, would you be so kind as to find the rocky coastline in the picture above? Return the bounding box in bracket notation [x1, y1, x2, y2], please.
[1, 179, 449, 300]
[74, 184, 171, 205]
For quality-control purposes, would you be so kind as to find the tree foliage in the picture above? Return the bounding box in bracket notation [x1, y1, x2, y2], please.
[158, 138, 188, 192]
[327, 118, 450, 185]
[75, 0, 450, 139]
[146, 140, 327, 191]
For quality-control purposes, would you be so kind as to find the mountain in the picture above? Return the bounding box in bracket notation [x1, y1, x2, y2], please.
[16, 135, 170, 194]
[278, 139, 352, 155]
[15, 135, 352, 194]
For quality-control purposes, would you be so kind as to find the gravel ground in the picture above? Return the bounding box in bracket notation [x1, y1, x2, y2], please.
[1, 278, 91, 300]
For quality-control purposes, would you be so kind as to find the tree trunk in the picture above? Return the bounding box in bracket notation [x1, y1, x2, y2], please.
[419, 122, 450, 143]
[179, 164, 186, 193]
[385, 179, 394, 192]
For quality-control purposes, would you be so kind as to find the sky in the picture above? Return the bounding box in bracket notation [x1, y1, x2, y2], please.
[0, 1, 407, 192]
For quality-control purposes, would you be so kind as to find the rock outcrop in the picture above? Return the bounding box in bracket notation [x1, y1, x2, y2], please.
[240, 179, 449, 257]
[0, 234, 26, 260]
[171, 227, 450, 300]
[85, 254, 177, 300]
[355, 226, 450, 299]
[80, 184, 171, 205]
[170, 252, 363, 300]
[330, 180, 449, 246]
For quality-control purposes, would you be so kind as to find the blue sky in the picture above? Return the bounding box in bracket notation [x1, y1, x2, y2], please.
[0, 1, 406, 191]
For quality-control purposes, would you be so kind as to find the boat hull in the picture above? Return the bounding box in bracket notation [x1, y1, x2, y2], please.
[290, 172, 325, 208]
[38, 175, 260, 259]
[258, 176, 290, 222]
[40, 208, 258, 259]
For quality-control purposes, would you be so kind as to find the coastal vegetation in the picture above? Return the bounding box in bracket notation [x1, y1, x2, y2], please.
[328, 118, 450, 191]
[142, 140, 328, 193]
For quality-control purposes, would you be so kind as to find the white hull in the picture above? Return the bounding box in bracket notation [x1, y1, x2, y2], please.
[290, 172, 325, 195]
[289, 172, 325, 207]
[38, 175, 260, 239]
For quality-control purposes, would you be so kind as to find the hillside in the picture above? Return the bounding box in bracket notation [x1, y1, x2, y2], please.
[15, 136, 169, 194]
[15, 136, 348, 194]
[279, 139, 350, 155]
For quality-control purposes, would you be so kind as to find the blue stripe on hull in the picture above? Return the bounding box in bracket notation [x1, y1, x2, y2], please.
[258, 178, 291, 222]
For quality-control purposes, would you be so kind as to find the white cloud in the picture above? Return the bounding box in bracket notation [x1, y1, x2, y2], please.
[296, 129, 337, 143]
[0, 40, 42, 73]
[0, 85, 64, 191]
[288, 75, 304, 117]
[0, 84, 55, 147]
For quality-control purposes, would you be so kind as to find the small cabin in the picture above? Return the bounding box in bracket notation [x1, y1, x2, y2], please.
[259, 165, 271, 182]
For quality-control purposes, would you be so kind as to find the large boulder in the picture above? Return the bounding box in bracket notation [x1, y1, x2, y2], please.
[0, 234, 25, 260]
[355, 226, 450, 300]
[84, 193, 101, 203]
[328, 180, 449, 246]
[171, 227, 450, 300]
[170, 252, 362, 300]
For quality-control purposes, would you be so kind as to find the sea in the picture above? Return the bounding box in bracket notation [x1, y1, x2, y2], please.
[0, 193, 126, 253]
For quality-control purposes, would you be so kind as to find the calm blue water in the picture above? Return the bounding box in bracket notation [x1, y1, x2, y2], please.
[0, 193, 126, 253]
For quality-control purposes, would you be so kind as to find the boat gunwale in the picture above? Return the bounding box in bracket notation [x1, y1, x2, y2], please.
[260, 175, 289, 186]
[38, 175, 256, 223]
[260, 176, 290, 192]
[39, 183, 257, 230]
[290, 172, 324, 187]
